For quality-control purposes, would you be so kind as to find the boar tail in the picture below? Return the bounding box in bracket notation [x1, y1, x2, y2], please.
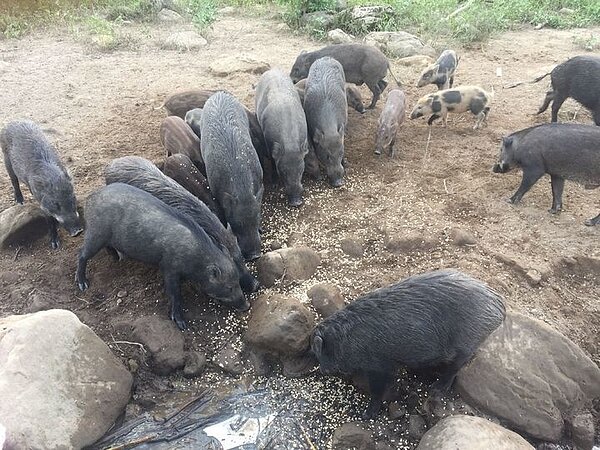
[532, 71, 551, 83]
[387, 64, 402, 88]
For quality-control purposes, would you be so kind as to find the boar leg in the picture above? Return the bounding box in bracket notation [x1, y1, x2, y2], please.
[363, 371, 391, 419]
[550, 93, 567, 123]
[163, 272, 187, 330]
[4, 159, 24, 204]
[585, 213, 600, 226]
[366, 81, 382, 109]
[473, 111, 486, 130]
[389, 134, 397, 157]
[593, 109, 600, 126]
[48, 217, 61, 249]
[549, 175, 565, 214]
[76, 239, 106, 291]
[537, 90, 554, 114]
[448, 75, 455, 89]
[377, 79, 388, 92]
[509, 168, 544, 204]
[427, 114, 440, 126]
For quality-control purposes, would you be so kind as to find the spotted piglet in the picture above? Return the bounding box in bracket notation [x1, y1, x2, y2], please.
[410, 86, 492, 130]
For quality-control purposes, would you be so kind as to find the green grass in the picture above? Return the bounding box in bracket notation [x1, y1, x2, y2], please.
[176, 0, 217, 32]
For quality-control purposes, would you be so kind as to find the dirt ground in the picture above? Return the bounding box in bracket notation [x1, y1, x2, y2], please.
[0, 9, 599, 448]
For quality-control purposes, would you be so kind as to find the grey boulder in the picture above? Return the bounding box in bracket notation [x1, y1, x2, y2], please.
[0, 309, 132, 450]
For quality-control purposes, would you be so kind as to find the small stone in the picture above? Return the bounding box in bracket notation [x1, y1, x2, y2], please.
[213, 343, 244, 376]
[26, 291, 56, 313]
[385, 231, 438, 254]
[247, 349, 273, 376]
[559, 7, 575, 15]
[0, 205, 49, 248]
[388, 401, 406, 420]
[408, 414, 427, 440]
[340, 236, 364, 257]
[209, 55, 270, 77]
[117, 290, 128, 298]
[328, 28, 354, 44]
[332, 422, 375, 449]
[307, 283, 345, 318]
[157, 8, 183, 22]
[162, 31, 207, 51]
[245, 294, 316, 356]
[397, 55, 434, 67]
[449, 228, 477, 246]
[0, 271, 21, 285]
[568, 412, 595, 450]
[256, 246, 320, 287]
[183, 351, 207, 378]
[127, 358, 139, 373]
[218, 6, 236, 15]
[525, 269, 542, 286]
[131, 316, 185, 375]
[270, 240, 283, 251]
[287, 232, 303, 246]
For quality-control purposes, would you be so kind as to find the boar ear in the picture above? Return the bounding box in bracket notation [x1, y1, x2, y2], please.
[503, 136, 513, 148]
[208, 264, 222, 282]
[300, 49, 307, 55]
[313, 334, 323, 357]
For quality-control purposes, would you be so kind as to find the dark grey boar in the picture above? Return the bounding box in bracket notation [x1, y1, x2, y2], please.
[295, 78, 365, 114]
[492, 123, 600, 226]
[159, 116, 204, 174]
[0, 120, 82, 248]
[417, 50, 459, 90]
[290, 43, 401, 109]
[535, 56, 600, 125]
[375, 89, 407, 156]
[105, 156, 259, 293]
[184, 108, 203, 139]
[311, 269, 505, 419]
[255, 69, 309, 206]
[160, 89, 219, 119]
[410, 85, 493, 129]
[76, 183, 248, 330]
[162, 153, 226, 224]
[200, 91, 264, 261]
[303, 57, 348, 187]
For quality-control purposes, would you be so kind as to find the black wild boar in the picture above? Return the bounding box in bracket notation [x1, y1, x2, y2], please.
[295, 78, 366, 114]
[162, 154, 226, 225]
[492, 123, 600, 226]
[410, 85, 492, 129]
[535, 56, 600, 125]
[0, 120, 83, 248]
[255, 69, 309, 207]
[311, 269, 505, 419]
[76, 183, 248, 330]
[304, 57, 348, 187]
[159, 116, 204, 174]
[200, 91, 264, 261]
[417, 50, 459, 90]
[105, 156, 259, 293]
[375, 89, 406, 156]
[290, 43, 400, 109]
[184, 108, 203, 139]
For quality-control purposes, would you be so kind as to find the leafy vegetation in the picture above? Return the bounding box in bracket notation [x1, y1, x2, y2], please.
[1, 0, 599, 44]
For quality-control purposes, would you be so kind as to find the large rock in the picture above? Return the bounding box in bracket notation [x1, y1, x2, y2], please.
[131, 316, 185, 375]
[256, 246, 321, 287]
[397, 55, 434, 67]
[209, 55, 270, 77]
[0, 204, 49, 247]
[344, 6, 395, 30]
[456, 313, 600, 444]
[331, 422, 375, 449]
[157, 8, 183, 22]
[416, 415, 534, 449]
[162, 31, 207, 51]
[245, 294, 315, 356]
[0, 310, 132, 450]
[307, 283, 345, 318]
[364, 31, 436, 58]
[301, 11, 336, 30]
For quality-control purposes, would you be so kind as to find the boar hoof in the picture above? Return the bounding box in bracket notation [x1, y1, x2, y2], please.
[77, 278, 89, 292]
[362, 403, 381, 420]
[50, 236, 61, 250]
[584, 217, 599, 226]
[548, 207, 562, 214]
[171, 313, 187, 331]
[374, 149, 381, 156]
[288, 197, 304, 208]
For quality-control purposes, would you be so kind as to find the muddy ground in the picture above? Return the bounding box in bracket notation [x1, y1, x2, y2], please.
[0, 9, 598, 449]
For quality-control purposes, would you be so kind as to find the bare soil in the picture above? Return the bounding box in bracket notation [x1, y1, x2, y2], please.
[0, 11, 598, 448]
